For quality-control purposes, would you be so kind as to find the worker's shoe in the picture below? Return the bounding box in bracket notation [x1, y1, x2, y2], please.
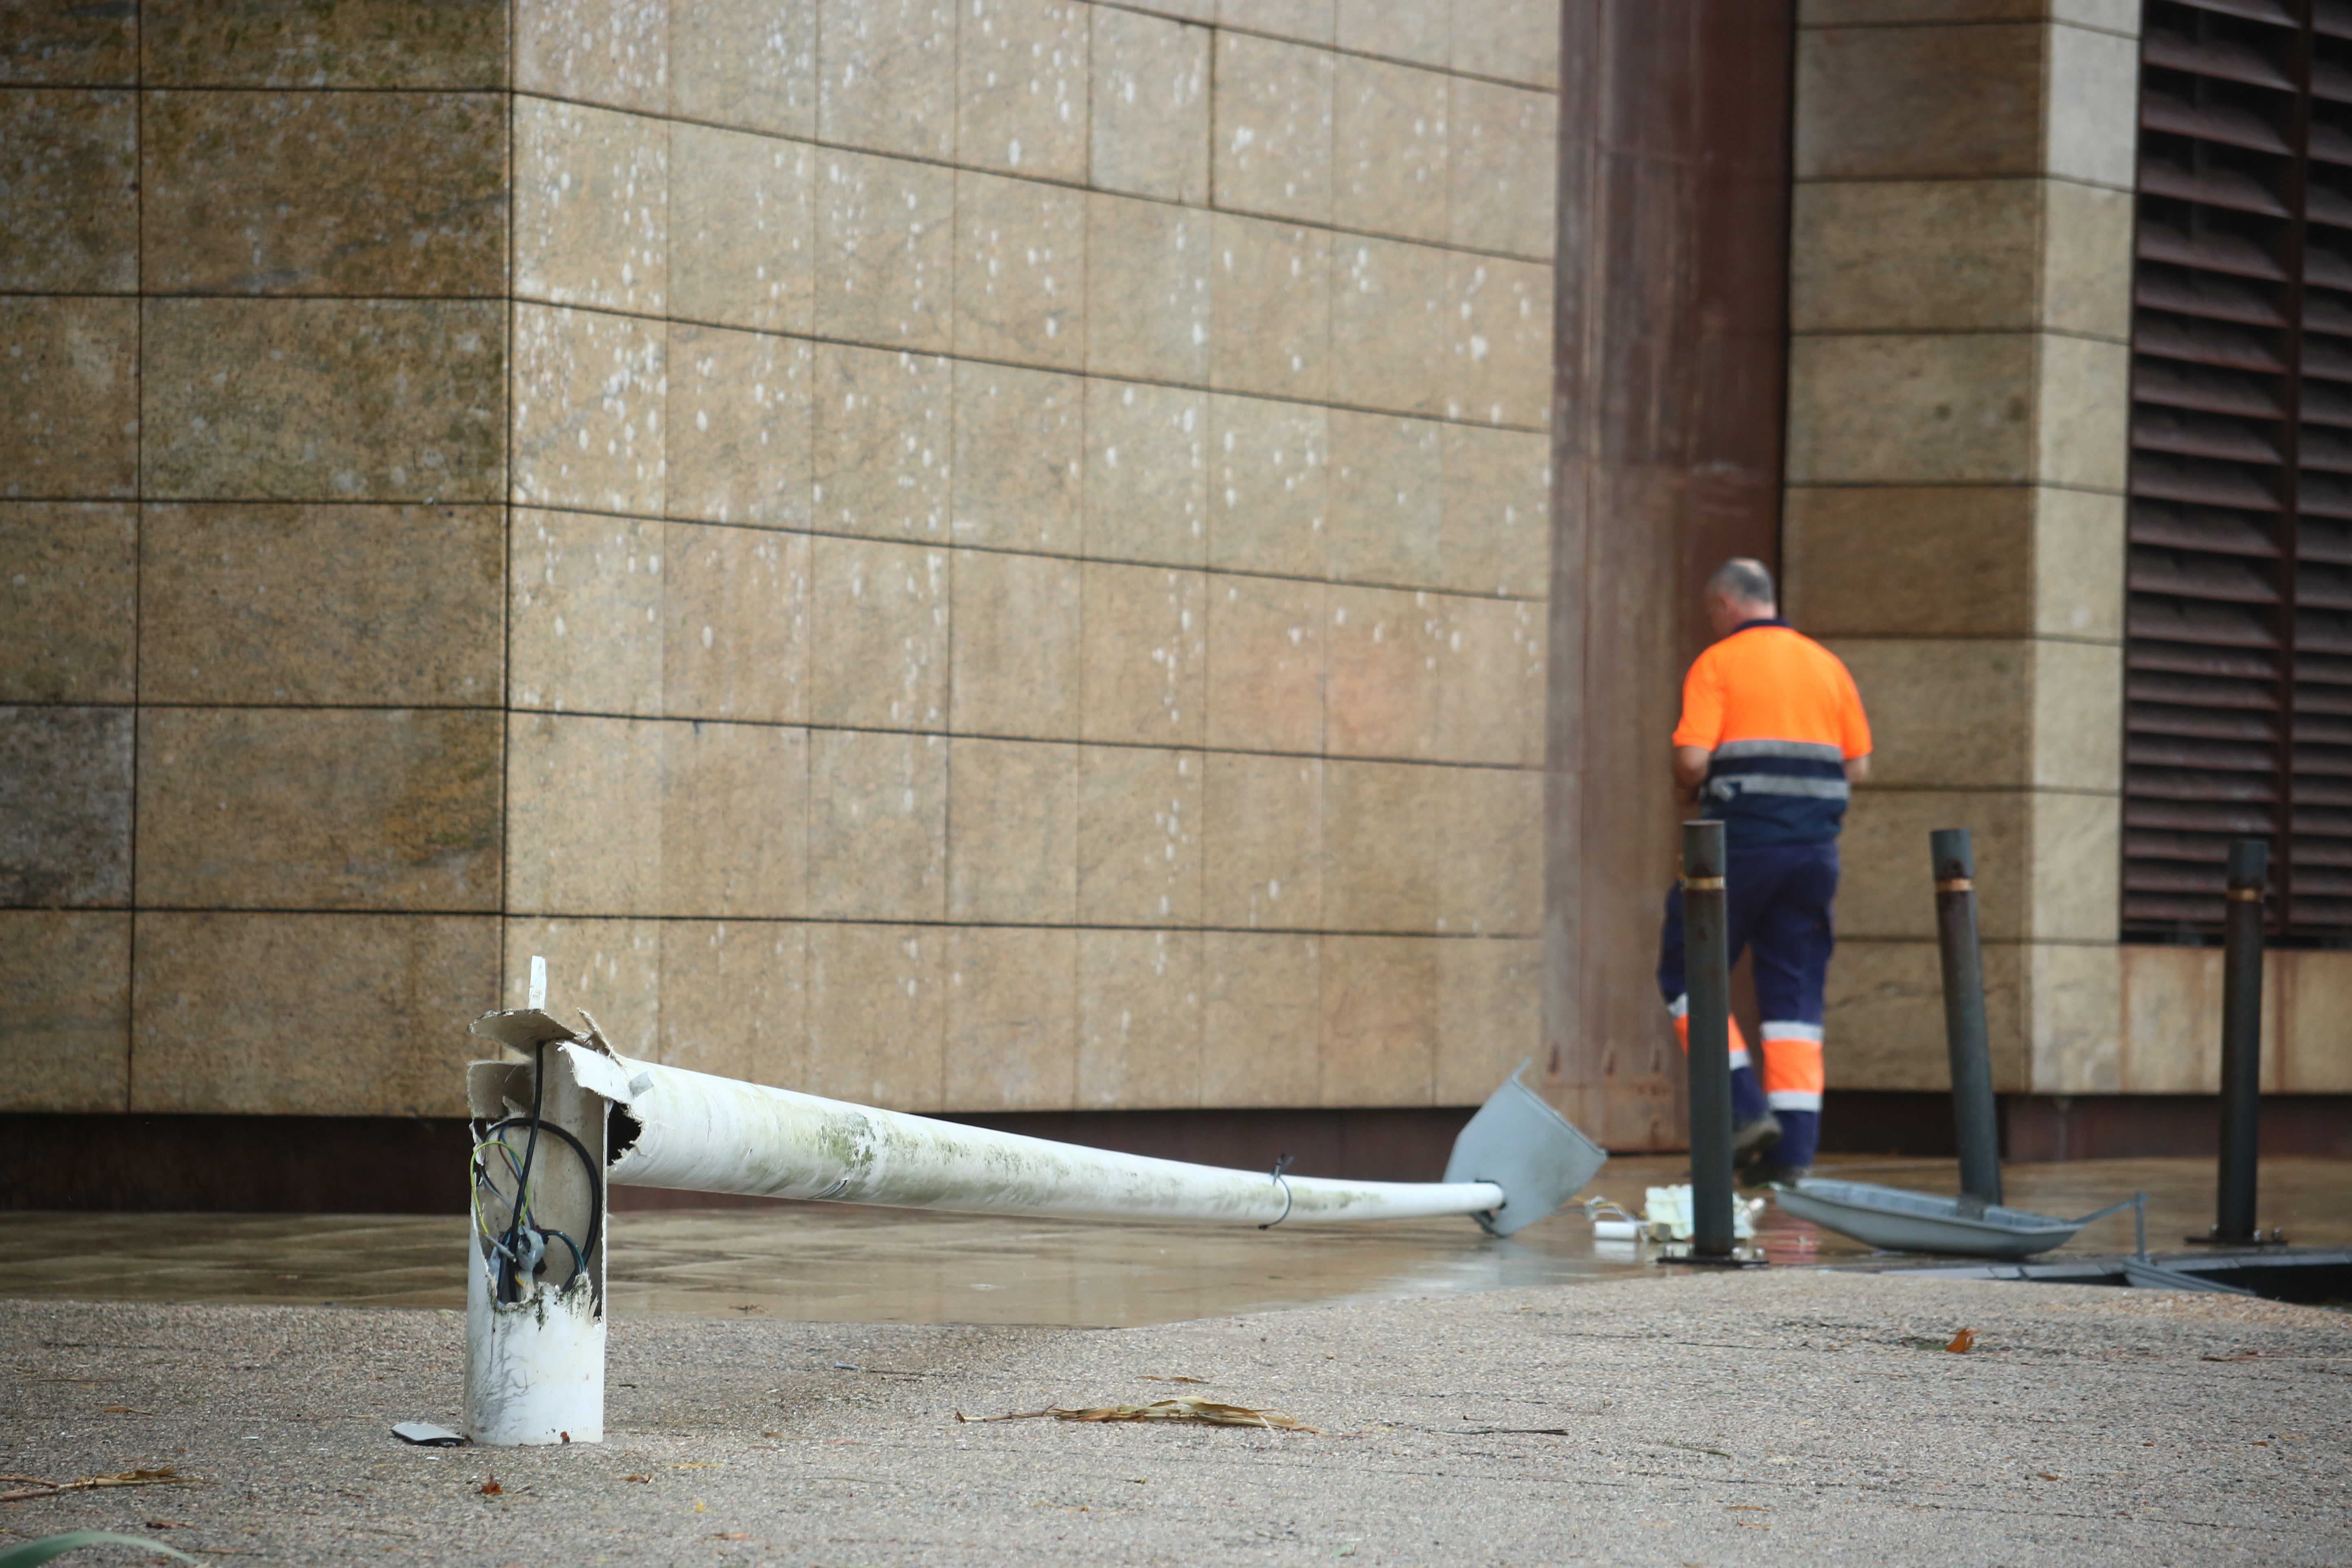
[1741, 1160, 1810, 1189]
[1731, 1111, 1783, 1169]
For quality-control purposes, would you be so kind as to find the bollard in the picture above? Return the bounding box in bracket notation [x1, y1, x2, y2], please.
[1682, 821, 1735, 1259]
[1930, 829, 2002, 1208]
[2206, 838, 2274, 1245]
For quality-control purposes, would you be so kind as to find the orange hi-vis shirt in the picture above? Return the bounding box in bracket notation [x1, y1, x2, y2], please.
[1673, 619, 1872, 848]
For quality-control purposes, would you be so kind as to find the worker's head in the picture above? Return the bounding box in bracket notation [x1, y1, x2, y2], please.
[1704, 558, 1777, 638]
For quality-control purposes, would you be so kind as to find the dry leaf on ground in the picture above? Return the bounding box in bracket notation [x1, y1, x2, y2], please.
[958, 1398, 1316, 1433]
[1, 1469, 205, 1504]
[1946, 1328, 1978, 1354]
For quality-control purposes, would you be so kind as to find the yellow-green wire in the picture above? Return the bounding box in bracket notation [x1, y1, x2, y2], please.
[470, 1138, 534, 1243]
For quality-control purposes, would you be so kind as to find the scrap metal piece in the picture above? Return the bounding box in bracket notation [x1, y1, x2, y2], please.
[1443, 1062, 1608, 1237]
[391, 1421, 467, 1447]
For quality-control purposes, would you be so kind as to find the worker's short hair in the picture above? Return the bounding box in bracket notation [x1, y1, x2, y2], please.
[1707, 557, 1775, 609]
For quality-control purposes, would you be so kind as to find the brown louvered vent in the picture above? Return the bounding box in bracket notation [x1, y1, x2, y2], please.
[2129, 0, 2352, 937]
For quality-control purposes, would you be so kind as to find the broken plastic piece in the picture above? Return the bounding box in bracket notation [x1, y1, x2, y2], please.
[391, 1422, 467, 1447]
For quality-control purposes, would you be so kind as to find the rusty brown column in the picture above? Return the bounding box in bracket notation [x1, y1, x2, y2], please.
[1541, 1, 1796, 1150]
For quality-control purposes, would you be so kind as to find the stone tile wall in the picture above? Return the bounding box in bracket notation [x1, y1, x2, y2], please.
[2, 0, 1558, 1120]
[501, 0, 1559, 1115]
[1782, 0, 2139, 1096]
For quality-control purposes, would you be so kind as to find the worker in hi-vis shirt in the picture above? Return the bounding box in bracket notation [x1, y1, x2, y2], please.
[1656, 558, 1872, 1185]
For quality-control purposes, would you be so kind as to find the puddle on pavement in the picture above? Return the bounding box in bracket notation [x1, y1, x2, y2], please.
[2, 1156, 2343, 1328]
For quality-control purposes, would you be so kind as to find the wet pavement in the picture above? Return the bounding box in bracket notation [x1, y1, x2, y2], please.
[3, 1155, 2343, 1326]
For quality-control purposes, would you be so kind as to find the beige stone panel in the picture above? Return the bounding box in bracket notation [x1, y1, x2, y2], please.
[1204, 572, 1325, 753]
[1078, 745, 1203, 925]
[501, 915, 663, 1054]
[1201, 931, 1320, 1105]
[2, 296, 136, 499]
[1429, 593, 1544, 767]
[2043, 180, 2134, 343]
[0, 706, 129, 906]
[659, 719, 808, 918]
[1210, 214, 1331, 401]
[1434, 935, 1541, 1102]
[1088, 7, 1210, 204]
[958, 0, 1088, 181]
[1434, 764, 1541, 935]
[517, 0, 667, 112]
[1332, 236, 1450, 419]
[141, 0, 507, 88]
[1321, 935, 1435, 1105]
[668, 324, 814, 527]
[663, 520, 811, 722]
[506, 711, 664, 914]
[670, 123, 813, 333]
[509, 303, 664, 513]
[806, 728, 948, 919]
[136, 706, 500, 910]
[1081, 561, 1207, 747]
[950, 547, 1082, 738]
[0, 90, 136, 292]
[946, 735, 1078, 921]
[805, 921, 946, 1107]
[1450, 0, 1558, 89]
[953, 172, 1084, 370]
[2036, 483, 2126, 643]
[1795, 24, 2045, 182]
[950, 362, 1083, 550]
[1824, 938, 1968, 1091]
[1442, 251, 1550, 428]
[509, 508, 665, 716]
[1082, 379, 1208, 566]
[2036, 333, 2131, 494]
[0, 911, 128, 1112]
[817, 0, 956, 159]
[1838, 787, 2025, 942]
[670, 0, 817, 137]
[146, 297, 503, 502]
[1325, 584, 1440, 759]
[1218, 0, 1334, 41]
[813, 149, 953, 350]
[1085, 195, 1212, 385]
[1203, 751, 1322, 929]
[1448, 76, 1554, 259]
[1784, 485, 2036, 638]
[656, 918, 808, 1087]
[1212, 32, 1333, 223]
[2025, 939, 2120, 1096]
[1077, 928, 1203, 1108]
[805, 535, 948, 727]
[0, 501, 134, 703]
[1785, 332, 2036, 487]
[1788, 180, 2040, 335]
[514, 96, 667, 312]
[1339, 0, 1447, 66]
[143, 89, 503, 297]
[1328, 409, 1441, 587]
[2030, 788, 2119, 942]
[944, 924, 1078, 1109]
[2116, 944, 2286, 1095]
[13, 0, 136, 83]
[2046, 20, 2138, 191]
[1207, 392, 1326, 575]
[2278, 949, 2352, 1092]
[1439, 422, 1548, 599]
[141, 502, 503, 707]
[1333, 56, 1445, 243]
[1830, 637, 2031, 789]
[2033, 637, 2121, 791]
[133, 911, 497, 1115]
[1321, 757, 1438, 931]
[811, 344, 951, 540]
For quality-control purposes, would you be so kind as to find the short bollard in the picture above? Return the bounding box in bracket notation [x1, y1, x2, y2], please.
[1682, 821, 1736, 1261]
[2199, 838, 2284, 1246]
[1930, 829, 2002, 1209]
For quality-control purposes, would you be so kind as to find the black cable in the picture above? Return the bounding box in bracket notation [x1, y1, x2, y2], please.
[481, 1114, 604, 1290]
[495, 1042, 547, 1304]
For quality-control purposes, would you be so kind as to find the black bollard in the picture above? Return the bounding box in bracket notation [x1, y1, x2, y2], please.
[1930, 829, 2002, 1208]
[2210, 838, 2270, 1244]
[1683, 821, 1735, 1259]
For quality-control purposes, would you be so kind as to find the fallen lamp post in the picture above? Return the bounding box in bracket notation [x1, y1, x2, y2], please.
[461, 973, 1609, 1447]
